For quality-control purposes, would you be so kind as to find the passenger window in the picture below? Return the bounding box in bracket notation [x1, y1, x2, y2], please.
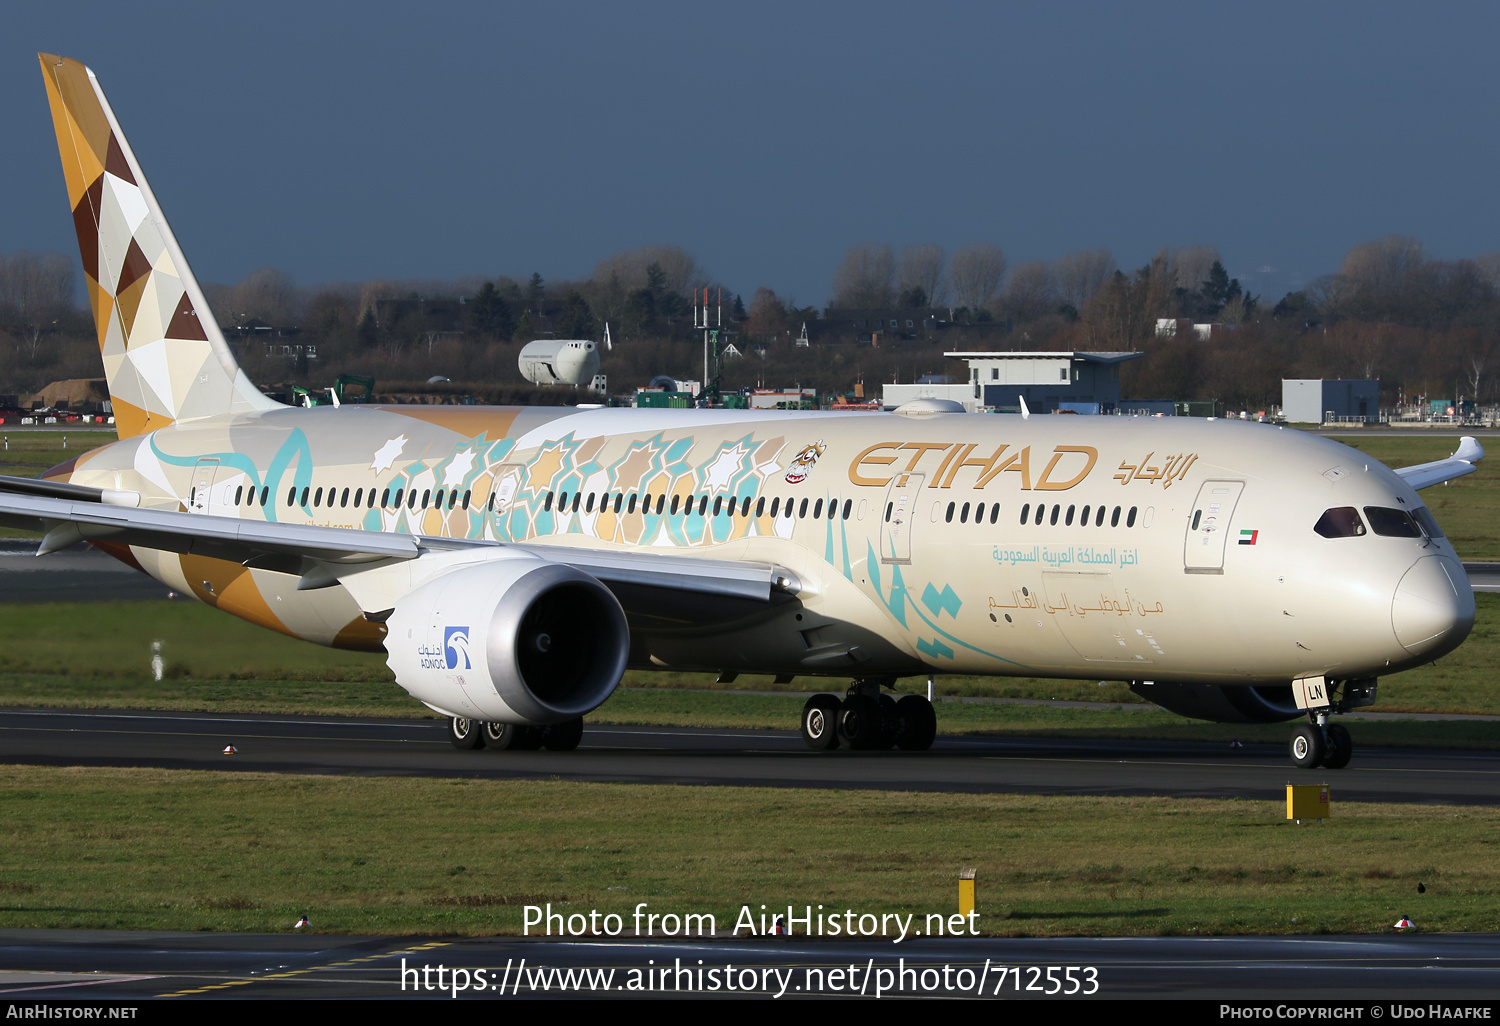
[813, 498, 824, 519]
[259, 487, 269, 507]
[714, 496, 724, 516]
[627, 494, 637, 514]
[381, 487, 391, 508]
[1049, 505, 1060, 526]
[585, 493, 595, 514]
[287, 487, 296, 507]
[341, 487, 350, 508]
[614, 494, 622, 514]
[843, 499, 853, 520]
[1065, 504, 1075, 526]
[945, 501, 955, 523]
[422, 489, 431, 509]
[671, 494, 681, 515]
[1126, 506, 1138, 528]
[1111, 506, 1120, 527]
[756, 497, 766, 517]
[1364, 506, 1422, 538]
[655, 495, 665, 515]
[1095, 505, 1105, 527]
[1019, 503, 1030, 524]
[773, 497, 783, 518]
[393, 487, 403, 507]
[698, 496, 708, 516]
[798, 498, 808, 518]
[1034, 504, 1044, 526]
[300, 487, 310, 507]
[960, 502, 970, 524]
[885, 501, 892, 523]
[314, 487, 323, 507]
[234, 486, 243, 505]
[544, 491, 553, 511]
[1080, 504, 1090, 525]
[1314, 507, 1366, 538]
[990, 503, 1000, 525]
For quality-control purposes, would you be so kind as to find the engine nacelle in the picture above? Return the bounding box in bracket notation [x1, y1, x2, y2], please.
[1129, 681, 1302, 723]
[385, 557, 629, 724]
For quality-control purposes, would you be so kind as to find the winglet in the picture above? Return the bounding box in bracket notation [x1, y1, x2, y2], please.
[1019, 395, 1030, 420]
[1395, 435, 1485, 490]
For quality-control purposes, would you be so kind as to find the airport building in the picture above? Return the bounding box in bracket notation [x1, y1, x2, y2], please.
[882, 350, 1142, 413]
[1282, 378, 1380, 424]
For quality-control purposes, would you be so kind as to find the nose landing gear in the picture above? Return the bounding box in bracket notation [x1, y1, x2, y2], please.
[1287, 681, 1369, 769]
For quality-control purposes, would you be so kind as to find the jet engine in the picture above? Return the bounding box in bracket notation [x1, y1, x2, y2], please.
[385, 557, 629, 725]
[1129, 681, 1302, 723]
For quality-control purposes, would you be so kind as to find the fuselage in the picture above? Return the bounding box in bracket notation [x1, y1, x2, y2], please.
[48, 406, 1474, 687]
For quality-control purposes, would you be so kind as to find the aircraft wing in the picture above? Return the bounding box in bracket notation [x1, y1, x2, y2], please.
[1394, 436, 1485, 490]
[0, 484, 793, 622]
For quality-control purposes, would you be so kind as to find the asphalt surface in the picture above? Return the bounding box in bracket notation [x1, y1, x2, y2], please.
[0, 707, 1496, 804]
[0, 929, 1497, 1000]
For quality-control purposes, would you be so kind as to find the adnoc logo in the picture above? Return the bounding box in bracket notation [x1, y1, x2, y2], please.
[444, 626, 472, 670]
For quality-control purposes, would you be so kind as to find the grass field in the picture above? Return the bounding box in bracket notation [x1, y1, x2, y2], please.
[0, 766, 1491, 937]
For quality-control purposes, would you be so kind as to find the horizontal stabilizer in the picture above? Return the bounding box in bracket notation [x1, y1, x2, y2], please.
[1395, 436, 1485, 490]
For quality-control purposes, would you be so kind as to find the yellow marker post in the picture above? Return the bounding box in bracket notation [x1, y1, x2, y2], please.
[1287, 784, 1330, 823]
[958, 868, 976, 917]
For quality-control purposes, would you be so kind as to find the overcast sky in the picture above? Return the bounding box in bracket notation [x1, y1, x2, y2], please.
[4, 2, 1498, 307]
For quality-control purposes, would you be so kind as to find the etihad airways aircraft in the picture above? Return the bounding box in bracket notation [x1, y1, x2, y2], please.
[2, 55, 1481, 768]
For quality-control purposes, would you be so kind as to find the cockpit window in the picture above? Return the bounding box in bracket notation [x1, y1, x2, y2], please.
[1411, 506, 1445, 539]
[1314, 507, 1366, 538]
[1364, 506, 1423, 538]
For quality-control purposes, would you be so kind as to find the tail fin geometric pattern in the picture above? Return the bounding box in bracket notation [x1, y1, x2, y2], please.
[39, 54, 279, 438]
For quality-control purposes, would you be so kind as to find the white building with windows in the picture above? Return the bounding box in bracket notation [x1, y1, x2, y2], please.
[882, 351, 1142, 413]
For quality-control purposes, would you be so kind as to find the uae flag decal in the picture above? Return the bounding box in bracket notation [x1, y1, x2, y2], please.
[1238, 529, 1259, 546]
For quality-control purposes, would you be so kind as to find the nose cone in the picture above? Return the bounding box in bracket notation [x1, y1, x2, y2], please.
[1392, 555, 1474, 657]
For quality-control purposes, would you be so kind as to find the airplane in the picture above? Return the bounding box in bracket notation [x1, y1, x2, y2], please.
[1, 54, 1481, 769]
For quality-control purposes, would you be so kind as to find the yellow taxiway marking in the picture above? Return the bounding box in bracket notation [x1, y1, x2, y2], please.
[158, 941, 452, 997]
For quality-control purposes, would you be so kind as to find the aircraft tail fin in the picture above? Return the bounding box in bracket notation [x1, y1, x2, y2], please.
[38, 54, 279, 438]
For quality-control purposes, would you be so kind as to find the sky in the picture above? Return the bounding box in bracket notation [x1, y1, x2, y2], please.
[3, 2, 1498, 308]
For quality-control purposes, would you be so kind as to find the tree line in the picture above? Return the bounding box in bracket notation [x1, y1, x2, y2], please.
[2, 235, 1499, 410]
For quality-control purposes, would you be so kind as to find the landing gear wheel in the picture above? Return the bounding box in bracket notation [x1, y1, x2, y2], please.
[1290, 724, 1325, 769]
[876, 694, 900, 750]
[838, 695, 884, 750]
[801, 694, 842, 750]
[449, 716, 485, 750]
[895, 695, 937, 751]
[1323, 724, 1353, 769]
[482, 721, 515, 751]
[542, 717, 584, 752]
[509, 726, 546, 751]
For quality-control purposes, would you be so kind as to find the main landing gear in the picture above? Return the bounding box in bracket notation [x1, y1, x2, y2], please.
[800, 679, 937, 752]
[447, 716, 584, 752]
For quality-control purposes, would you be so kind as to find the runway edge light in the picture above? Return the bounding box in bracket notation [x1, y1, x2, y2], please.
[1287, 784, 1330, 823]
[959, 867, 976, 918]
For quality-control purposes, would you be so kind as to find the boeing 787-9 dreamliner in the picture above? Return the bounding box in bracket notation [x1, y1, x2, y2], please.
[2, 55, 1481, 769]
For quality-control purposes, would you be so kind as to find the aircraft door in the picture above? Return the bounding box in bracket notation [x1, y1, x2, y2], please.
[880, 471, 925, 564]
[488, 463, 528, 540]
[189, 457, 221, 514]
[1184, 480, 1244, 574]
